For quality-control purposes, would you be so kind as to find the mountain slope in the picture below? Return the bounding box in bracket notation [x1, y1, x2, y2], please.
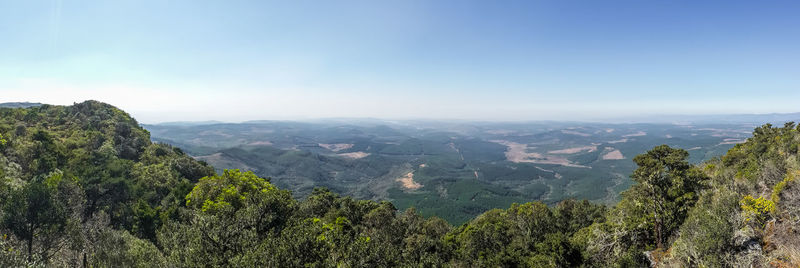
[0, 101, 215, 266]
[1, 101, 797, 266]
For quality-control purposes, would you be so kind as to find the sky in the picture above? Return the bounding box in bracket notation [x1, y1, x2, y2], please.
[1, 0, 799, 123]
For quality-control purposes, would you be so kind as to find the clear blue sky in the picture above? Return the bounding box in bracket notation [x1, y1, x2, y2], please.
[1, 0, 799, 123]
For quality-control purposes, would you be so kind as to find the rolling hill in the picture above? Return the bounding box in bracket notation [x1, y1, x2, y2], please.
[1, 101, 797, 266]
[145, 119, 763, 223]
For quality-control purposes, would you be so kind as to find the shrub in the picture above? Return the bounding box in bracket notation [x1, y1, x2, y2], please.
[771, 171, 797, 203]
[740, 195, 775, 226]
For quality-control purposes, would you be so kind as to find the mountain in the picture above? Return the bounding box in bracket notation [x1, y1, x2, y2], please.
[0, 102, 43, 108]
[0, 101, 216, 266]
[1, 101, 797, 266]
[152, 120, 226, 126]
[602, 112, 800, 125]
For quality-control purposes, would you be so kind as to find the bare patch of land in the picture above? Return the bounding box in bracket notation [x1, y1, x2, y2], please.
[491, 140, 590, 168]
[490, 140, 542, 161]
[561, 130, 592, 137]
[485, 130, 515, 135]
[601, 148, 624, 160]
[622, 131, 647, 137]
[608, 138, 628, 144]
[397, 172, 422, 190]
[248, 141, 273, 146]
[535, 166, 554, 173]
[548, 146, 597, 154]
[319, 143, 354, 152]
[719, 139, 746, 145]
[338, 152, 370, 159]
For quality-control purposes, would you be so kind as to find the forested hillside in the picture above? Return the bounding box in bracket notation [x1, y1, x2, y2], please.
[1, 101, 797, 267]
[146, 117, 749, 225]
[0, 101, 216, 266]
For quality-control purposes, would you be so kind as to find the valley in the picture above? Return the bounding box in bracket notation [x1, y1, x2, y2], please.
[146, 120, 753, 223]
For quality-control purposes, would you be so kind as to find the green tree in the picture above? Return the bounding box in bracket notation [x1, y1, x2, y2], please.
[553, 199, 606, 234]
[2, 179, 68, 262]
[91, 229, 167, 267]
[669, 188, 739, 267]
[630, 145, 708, 249]
[31, 130, 66, 175]
[162, 169, 294, 266]
[399, 211, 452, 266]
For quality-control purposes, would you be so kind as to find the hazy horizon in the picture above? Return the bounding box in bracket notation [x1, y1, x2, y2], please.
[4, 99, 800, 125]
[2, 1, 799, 123]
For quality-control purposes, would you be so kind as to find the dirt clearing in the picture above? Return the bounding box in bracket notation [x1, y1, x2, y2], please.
[338, 152, 370, 159]
[319, 143, 354, 152]
[397, 172, 422, 190]
[601, 148, 624, 160]
[548, 146, 597, 154]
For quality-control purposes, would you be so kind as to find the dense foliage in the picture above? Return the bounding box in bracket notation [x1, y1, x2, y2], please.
[1, 102, 798, 267]
[0, 101, 215, 266]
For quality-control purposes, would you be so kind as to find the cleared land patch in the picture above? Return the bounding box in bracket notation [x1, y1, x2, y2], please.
[319, 143, 354, 152]
[491, 140, 590, 168]
[622, 131, 647, 137]
[338, 152, 370, 159]
[486, 130, 515, 135]
[601, 148, 624, 160]
[719, 139, 746, 145]
[397, 172, 422, 190]
[248, 141, 273, 146]
[548, 146, 597, 154]
[561, 130, 591, 137]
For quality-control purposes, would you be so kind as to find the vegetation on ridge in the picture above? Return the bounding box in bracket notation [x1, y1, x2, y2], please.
[0, 101, 798, 267]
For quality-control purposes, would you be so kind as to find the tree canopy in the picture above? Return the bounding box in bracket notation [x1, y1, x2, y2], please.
[1, 101, 798, 267]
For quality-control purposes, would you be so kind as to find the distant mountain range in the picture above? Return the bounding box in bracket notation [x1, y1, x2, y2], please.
[0, 102, 43, 108]
[601, 112, 800, 125]
[153, 120, 226, 126]
[148, 112, 800, 127]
